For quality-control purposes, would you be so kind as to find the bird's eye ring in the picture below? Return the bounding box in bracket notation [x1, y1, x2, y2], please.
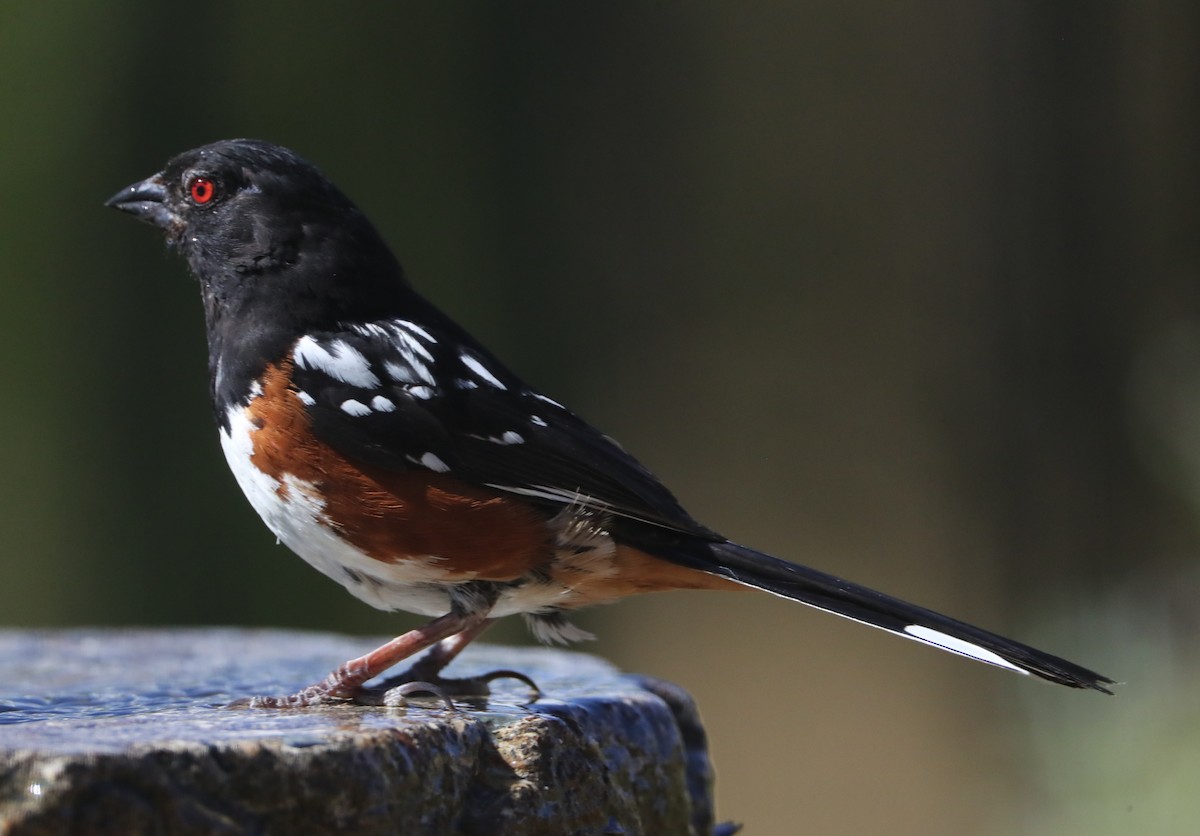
[188, 176, 217, 205]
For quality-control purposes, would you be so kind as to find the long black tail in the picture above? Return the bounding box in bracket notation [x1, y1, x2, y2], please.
[670, 539, 1113, 692]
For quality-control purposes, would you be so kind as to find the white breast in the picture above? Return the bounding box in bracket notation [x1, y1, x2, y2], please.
[217, 405, 456, 617]
[217, 404, 618, 626]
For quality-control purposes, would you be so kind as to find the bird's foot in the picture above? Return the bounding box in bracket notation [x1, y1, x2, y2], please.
[367, 668, 542, 706]
[230, 669, 540, 709]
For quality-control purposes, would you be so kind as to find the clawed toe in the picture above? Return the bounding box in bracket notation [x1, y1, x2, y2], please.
[232, 668, 541, 710]
[227, 619, 532, 710]
[228, 685, 358, 709]
[371, 668, 542, 705]
[476, 669, 542, 700]
[377, 681, 458, 709]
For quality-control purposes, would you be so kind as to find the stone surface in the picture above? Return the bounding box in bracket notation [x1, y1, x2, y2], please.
[0, 629, 719, 835]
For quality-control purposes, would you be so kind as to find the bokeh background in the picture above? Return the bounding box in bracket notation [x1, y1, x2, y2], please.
[3, 3, 1198, 833]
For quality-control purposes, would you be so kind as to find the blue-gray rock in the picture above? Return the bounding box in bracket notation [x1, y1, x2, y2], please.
[0, 629, 721, 835]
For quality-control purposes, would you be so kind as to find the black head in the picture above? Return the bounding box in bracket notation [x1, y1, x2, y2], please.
[107, 139, 412, 410]
[106, 139, 410, 326]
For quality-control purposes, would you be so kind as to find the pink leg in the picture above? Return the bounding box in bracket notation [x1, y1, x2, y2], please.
[376, 617, 540, 701]
[401, 617, 497, 680]
[251, 611, 486, 707]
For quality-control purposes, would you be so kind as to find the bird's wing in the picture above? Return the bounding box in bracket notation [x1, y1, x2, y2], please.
[282, 315, 1117, 693]
[285, 313, 721, 542]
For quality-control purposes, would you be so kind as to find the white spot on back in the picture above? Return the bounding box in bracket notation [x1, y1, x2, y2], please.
[903, 625, 1027, 674]
[461, 354, 506, 389]
[454, 379, 479, 390]
[421, 452, 450, 472]
[340, 399, 372, 417]
[371, 395, 396, 412]
[296, 391, 316, 406]
[408, 385, 435, 400]
[529, 415, 548, 427]
[294, 336, 380, 388]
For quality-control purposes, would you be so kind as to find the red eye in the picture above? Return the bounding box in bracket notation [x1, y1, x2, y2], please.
[189, 177, 216, 204]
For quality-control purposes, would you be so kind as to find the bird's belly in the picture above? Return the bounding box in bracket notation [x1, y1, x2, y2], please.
[218, 416, 604, 619]
[216, 402, 648, 622]
[218, 410, 459, 617]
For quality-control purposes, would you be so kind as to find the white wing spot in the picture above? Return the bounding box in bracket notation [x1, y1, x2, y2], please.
[532, 392, 564, 409]
[454, 378, 480, 390]
[356, 321, 436, 362]
[485, 484, 602, 507]
[421, 452, 450, 472]
[461, 354, 506, 389]
[340, 399, 372, 417]
[371, 395, 396, 412]
[397, 320, 436, 343]
[385, 360, 432, 386]
[903, 625, 1027, 674]
[471, 431, 526, 445]
[352, 323, 390, 339]
[294, 336, 380, 388]
[408, 385, 435, 400]
[392, 328, 435, 363]
[389, 345, 435, 384]
[529, 415, 548, 427]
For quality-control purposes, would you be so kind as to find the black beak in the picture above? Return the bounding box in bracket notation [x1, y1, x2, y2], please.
[105, 174, 176, 231]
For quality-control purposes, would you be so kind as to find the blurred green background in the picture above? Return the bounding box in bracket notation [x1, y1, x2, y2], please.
[3, 2, 1198, 833]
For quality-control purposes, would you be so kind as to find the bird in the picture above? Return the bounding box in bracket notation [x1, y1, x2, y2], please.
[105, 139, 1113, 706]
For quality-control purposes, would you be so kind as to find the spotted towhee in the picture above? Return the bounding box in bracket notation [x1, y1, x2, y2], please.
[106, 140, 1112, 706]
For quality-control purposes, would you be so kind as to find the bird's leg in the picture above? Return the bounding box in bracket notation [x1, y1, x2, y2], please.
[372, 618, 542, 702]
[246, 610, 481, 707]
[397, 617, 497, 681]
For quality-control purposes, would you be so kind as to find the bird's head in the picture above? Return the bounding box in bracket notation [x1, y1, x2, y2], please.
[106, 139, 407, 328]
[107, 139, 418, 408]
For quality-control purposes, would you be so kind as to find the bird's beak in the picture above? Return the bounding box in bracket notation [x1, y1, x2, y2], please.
[104, 173, 177, 231]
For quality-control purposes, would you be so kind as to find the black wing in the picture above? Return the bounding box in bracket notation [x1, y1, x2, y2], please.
[286, 312, 720, 542]
[286, 313, 1115, 693]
